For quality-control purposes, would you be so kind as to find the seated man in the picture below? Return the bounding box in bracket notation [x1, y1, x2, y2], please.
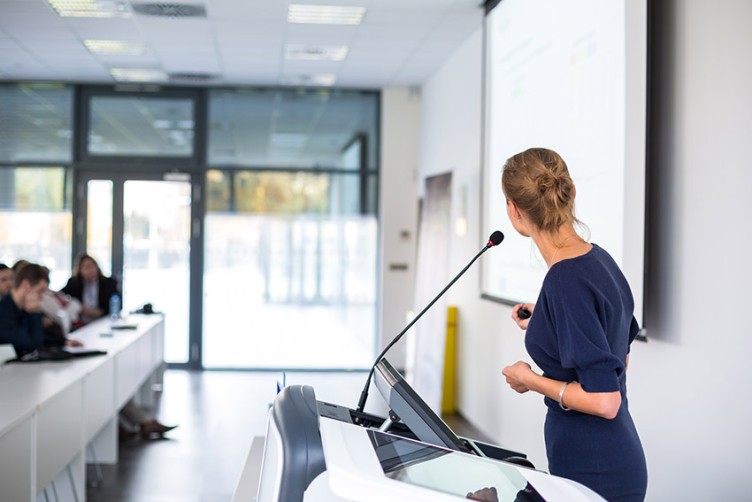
[3, 261, 83, 350]
[0, 263, 49, 357]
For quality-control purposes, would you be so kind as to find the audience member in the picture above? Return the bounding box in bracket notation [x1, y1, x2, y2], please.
[61, 253, 119, 324]
[0, 263, 50, 357]
[5, 261, 83, 349]
[0, 263, 12, 296]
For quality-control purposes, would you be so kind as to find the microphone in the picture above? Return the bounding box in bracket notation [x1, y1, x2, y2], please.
[355, 230, 504, 414]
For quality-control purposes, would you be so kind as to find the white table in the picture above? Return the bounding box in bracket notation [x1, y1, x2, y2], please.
[0, 314, 165, 502]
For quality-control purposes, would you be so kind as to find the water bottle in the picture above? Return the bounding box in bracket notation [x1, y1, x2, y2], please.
[109, 294, 120, 321]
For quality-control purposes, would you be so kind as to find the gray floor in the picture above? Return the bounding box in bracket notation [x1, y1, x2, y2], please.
[86, 369, 486, 502]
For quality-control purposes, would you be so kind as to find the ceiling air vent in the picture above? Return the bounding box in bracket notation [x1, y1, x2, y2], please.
[169, 73, 220, 83]
[132, 3, 206, 18]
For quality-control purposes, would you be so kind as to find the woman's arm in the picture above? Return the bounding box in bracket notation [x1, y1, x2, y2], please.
[502, 361, 622, 419]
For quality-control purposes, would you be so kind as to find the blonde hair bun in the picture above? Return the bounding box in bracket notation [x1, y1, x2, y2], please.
[502, 147, 578, 232]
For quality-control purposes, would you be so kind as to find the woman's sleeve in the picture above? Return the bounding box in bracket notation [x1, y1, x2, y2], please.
[549, 273, 624, 393]
[629, 316, 640, 344]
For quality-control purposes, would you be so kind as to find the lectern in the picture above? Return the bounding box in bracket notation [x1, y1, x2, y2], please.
[253, 360, 604, 502]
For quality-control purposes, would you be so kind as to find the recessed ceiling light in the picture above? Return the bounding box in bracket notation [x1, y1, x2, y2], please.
[47, 0, 131, 18]
[131, 3, 207, 18]
[84, 40, 149, 56]
[287, 4, 365, 25]
[109, 68, 167, 82]
[284, 44, 349, 61]
[282, 74, 337, 87]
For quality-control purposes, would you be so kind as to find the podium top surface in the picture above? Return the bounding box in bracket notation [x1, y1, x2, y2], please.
[319, 417, 605, 502]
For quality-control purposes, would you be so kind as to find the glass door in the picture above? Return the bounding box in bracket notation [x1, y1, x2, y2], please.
[77, 172, 197, 365]
[123, 180, 192, 363]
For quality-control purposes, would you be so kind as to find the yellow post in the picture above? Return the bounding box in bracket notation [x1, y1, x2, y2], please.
[442, 306, 458, 414]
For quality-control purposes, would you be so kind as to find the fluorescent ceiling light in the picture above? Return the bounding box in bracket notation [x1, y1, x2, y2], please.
[287, 4, 365, 25]
[285, 44, 349, 61]
[47, 0, 131, 18]
[84, 40, 149, 56]
[109, 68, 167, 82]
[282, 73, 337, 87]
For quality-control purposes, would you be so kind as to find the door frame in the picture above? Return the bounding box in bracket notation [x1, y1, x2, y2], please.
[73, 169, 206, 370]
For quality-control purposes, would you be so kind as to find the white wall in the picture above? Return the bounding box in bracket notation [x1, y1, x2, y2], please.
[627, 1, 752, 499]
[378, 87, 421, 374]
[418, 1, 752, 499]
[419, 26, 549, 470]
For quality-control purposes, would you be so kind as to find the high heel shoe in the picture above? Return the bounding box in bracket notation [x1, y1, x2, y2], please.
[140, 420, 178, 438]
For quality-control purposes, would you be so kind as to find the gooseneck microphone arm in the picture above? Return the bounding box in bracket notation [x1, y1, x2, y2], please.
[355, 231, 504, 415]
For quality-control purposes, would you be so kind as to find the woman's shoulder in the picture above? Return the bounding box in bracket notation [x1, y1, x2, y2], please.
[545, 242, 596, 274]
[550, 243, 616, 272]
[543, 243, 629, 300]
[542, 244, 615, 291]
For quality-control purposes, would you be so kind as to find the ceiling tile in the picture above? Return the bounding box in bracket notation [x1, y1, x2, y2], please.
[64, 18, 144, 39]
[0, 0, 482, 87]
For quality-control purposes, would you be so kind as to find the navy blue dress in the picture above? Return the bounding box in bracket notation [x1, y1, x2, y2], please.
[525, 244, 647, 501]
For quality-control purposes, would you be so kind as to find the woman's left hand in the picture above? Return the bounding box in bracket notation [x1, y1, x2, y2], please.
[502, 361, 534, 393]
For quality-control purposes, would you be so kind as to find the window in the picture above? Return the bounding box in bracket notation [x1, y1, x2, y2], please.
[208, 88, 379, 172]
[203, 176, 378, 368]
[0, 167, 72, 289]
[86, 95, 195, 157]
[203, 88, 380, 369]
[0, 83, 73, 164]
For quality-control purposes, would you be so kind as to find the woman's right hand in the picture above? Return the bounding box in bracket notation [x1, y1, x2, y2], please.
[512, 303, 534, 330]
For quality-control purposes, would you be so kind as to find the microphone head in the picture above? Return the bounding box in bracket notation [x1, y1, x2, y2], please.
[488, 231, 504, 247]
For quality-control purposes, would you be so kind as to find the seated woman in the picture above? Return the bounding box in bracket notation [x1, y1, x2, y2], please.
[63, 253, 177, 439]
[61, 253, 120, 326]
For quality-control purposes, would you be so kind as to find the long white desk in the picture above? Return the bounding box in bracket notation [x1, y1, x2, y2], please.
[0, 314, 165, 502]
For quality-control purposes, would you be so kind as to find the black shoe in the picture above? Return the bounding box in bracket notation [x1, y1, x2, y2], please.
[140, 420, 178, 438]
